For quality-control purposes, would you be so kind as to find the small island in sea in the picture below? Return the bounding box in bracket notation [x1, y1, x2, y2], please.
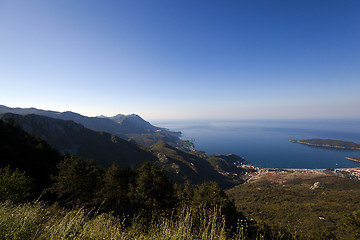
[290, 138, 360, 150]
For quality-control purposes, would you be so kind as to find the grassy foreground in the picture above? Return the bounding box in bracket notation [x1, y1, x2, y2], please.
[0, 201, 249, 240]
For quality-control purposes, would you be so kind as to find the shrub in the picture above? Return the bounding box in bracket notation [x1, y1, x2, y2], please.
[0, 166, 32, 203]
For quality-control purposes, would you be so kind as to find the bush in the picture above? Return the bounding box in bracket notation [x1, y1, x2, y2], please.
[0, 166, 32, 203]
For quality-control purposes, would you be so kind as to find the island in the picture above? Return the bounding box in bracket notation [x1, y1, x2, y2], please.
[289, 138, 360, 150]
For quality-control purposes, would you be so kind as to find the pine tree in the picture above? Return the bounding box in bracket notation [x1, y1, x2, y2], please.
[98, 164, 136, 214]
[135, 162, 175, 211]
[51, 156, 101, 207]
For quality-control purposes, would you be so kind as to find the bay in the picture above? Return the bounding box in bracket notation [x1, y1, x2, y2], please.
[153, 119, 360, 169]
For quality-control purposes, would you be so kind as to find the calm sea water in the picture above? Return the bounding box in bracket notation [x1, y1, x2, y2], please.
[153, 119, 360, 169]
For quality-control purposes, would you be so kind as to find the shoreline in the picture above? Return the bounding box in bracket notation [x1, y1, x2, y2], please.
[345, 157, 360, 163]
[237, 163, 360, 183]
[241, 164, 360, 171]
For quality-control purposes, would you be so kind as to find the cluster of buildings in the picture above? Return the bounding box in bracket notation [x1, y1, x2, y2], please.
[334, 168, 360, 180]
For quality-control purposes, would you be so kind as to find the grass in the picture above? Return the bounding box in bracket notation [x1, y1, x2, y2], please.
[0, 201, 247, 240]
[227, 175, 360, 239]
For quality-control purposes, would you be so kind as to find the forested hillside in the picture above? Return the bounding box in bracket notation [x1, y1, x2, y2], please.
[0, 113, 244, 187]
[0, 105, 188, 149]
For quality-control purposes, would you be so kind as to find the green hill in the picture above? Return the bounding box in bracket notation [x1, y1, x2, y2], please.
[150, 141, 243, 188]
[226, 170, 360, 239]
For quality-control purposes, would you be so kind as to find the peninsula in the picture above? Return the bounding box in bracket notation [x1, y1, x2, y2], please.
[346, 157, 360, 163]
[290, 138, 360, 150]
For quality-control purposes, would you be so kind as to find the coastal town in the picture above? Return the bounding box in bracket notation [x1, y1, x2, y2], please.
[234, 159, 360, 183]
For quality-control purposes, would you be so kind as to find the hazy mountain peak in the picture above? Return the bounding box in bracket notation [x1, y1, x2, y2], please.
[96, 115, 109, 118]
[128, 113, 140, 117]
[111, 114, 125, 118]
[60, 111, 82, 116]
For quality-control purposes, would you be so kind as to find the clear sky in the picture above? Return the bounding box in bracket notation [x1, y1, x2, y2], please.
[1, 0, 359, 120]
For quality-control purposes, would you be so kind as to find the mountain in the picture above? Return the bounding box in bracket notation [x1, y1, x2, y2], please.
[0, 105, 128, 137]
[110, 113, 163, 133]
[150, 141, 243, 188]
[0, 117, 62, 194]
[110, 113, 186, 147]
[0, 112, 244, 188]
[0, 105, 188, 148]
[0, 113, 157, 168]
[96, 115, 109, 118]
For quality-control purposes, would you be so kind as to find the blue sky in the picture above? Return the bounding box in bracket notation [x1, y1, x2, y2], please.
[0, 0, 359, 120]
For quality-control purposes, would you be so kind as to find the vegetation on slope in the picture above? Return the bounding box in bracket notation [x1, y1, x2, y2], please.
[0, 159, 255, 239]
[0, 105, 191, 149]
[0, 118, 62, 196]
[3, 113, 360, 239]
[227, 173, 360, 239]
[150, 141, 243, 188]
[0, 121, 295, 239]
[0, 114, 242, 186]
[0, 113, 157, 168]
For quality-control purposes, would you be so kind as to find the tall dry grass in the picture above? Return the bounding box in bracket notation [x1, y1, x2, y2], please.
[0, 201, 248, 240]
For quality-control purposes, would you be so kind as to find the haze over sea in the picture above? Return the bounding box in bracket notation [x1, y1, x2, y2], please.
[154, 119, 360, 169]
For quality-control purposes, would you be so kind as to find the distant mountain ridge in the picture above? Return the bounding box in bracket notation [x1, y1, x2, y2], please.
[0, 105, 129, 136]
[0, 105, 186, 148]
[0, 107, 242, 188]
[0, 113, 156, 167]
[0, 112, 243, 188]
[110, 113, 163, 133]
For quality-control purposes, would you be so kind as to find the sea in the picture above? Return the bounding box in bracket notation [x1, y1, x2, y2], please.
[153, 119, 360, 169]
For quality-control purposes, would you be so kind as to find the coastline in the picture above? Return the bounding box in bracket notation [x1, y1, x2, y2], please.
[345, 157, 360, 163]
[236, 162, 360, 183]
